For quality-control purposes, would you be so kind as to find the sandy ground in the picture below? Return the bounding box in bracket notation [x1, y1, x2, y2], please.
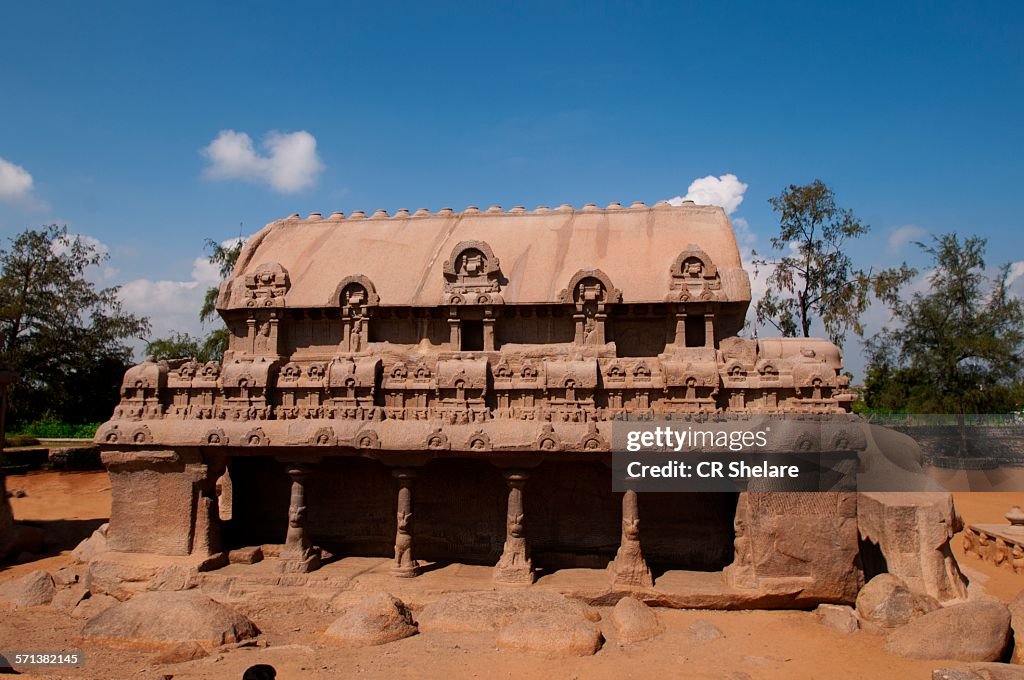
[1, 471, 1023, 679]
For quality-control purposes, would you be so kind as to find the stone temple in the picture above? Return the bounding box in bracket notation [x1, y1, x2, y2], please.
[92, 201, 967, 606]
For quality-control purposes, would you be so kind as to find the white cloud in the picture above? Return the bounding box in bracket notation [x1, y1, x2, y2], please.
[668, 173, 748, 215]
[50, 233, 118, 282]
[201, 129, 324, 193]
[0, 157, 36, 203]
[887, 224, 927, 255]
[1007, 261, 1024, 288]
[117, 237, 249, 347]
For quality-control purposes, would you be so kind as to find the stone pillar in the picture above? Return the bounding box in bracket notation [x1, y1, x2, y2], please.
[483, 310, 496, 351]
[494, 470, 534, 584]
[608, 489, 654, 587]
[674, 307, 687, 348]
[392, 468, 420, 577]
[278, 463, 322, 573]
[572, 312, 586, 345]
[704, 312, 715, 348]
[594, 311, 607, 344]
[448, 315, 461, 348]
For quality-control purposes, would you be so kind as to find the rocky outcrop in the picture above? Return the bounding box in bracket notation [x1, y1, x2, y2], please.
[323, 592, 417, 647]
[81, 590, 259, 648]
[886, 601, 1011, 662]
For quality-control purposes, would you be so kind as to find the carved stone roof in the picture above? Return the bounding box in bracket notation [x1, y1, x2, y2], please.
[219, 202, 751, 311]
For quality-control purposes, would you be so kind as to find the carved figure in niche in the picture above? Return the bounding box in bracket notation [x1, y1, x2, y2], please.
[244, 262, 289, 307]
[443, 241, 503, 303]
[457, 248, 486, 277]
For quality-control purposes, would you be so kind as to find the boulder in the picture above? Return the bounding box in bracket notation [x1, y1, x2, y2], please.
[71, 592, 119, 619]
[857, 573, 940, 628]
[886, 601, 1011, 662]
[816, 604, 859, 634]
[53, 566, 80, 587]
[689, 619, 725, 641]
[497, 613, 603, 656]
[81, 590, 259, 648]
[72, 523, 108, 564]
[52, 583, 89, 612]
[1009, 590, 1024, 664]
[611, 597, 662, 643]
[418, 590, 599, 633]
[0, 570, 55, 607]
[932, 664, 1024, 680]
[323, 592, 417, 647]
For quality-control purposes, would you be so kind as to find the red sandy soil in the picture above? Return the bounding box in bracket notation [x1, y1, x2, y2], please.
[1, 471, 1022, 680]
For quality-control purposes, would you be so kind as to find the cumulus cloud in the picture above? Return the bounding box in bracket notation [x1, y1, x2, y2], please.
[887, 224, 928, 254]
[1008, 261, 1024, 299]
[0, 156, 36, 203]
[117, 237, 249, 346]
[668, 173, 748, 215]
[201, 130, 324, 193]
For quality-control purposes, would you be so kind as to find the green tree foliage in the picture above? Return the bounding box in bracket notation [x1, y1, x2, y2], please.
[146, 237, 243, 364]
[0, 225, 150, 425]
[145, 331, 215, 363]
[864, 233, 1024, 414]
[753, 180, 915, 347]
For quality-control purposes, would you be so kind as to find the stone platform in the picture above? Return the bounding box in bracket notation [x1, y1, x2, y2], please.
[87, 552, 851, 611]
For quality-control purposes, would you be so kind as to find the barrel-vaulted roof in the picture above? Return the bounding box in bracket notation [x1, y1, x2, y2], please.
[218, 201, 751, 311]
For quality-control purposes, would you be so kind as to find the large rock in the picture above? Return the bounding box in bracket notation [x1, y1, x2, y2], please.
[81, 590, 259, 648]
[1009, 590, 1024, 664]
[323, 592, 417, 647]
[0, 570, 55, 607]
[418, 590, 599, 633]
[72, 523, 109, 563]
[856, 573, 940, 628]
[886, 601, 1011, 661]
[497, 613, 603, 656]
[611, 597, 662, 643]
[933, 664, 1024, 680]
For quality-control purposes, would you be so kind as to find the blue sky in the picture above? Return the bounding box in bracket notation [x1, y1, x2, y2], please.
[1, 1, 1021, 378]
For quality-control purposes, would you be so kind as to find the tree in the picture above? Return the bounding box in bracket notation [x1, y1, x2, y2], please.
[753, 180, 915, 347]
[197, 237, 244, 361]
[0, 225, 150, 425]
[864, 233, 1024, 414]
[145, 332, 214, 363]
